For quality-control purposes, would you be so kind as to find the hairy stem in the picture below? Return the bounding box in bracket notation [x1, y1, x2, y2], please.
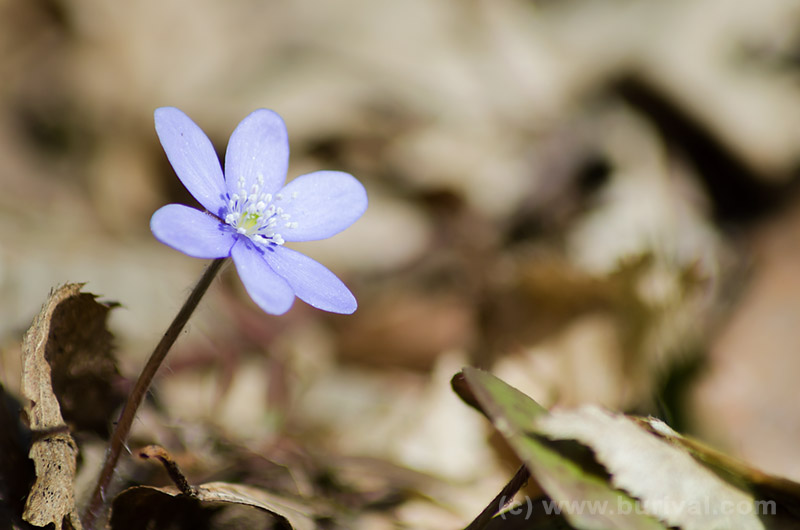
[82, 258, 227, 529]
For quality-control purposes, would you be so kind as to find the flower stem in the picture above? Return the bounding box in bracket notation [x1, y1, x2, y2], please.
[82, 257, 227, 529]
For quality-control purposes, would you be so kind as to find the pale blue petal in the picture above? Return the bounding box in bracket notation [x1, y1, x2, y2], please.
[224, 109, 289, 199]
[264, 245, 357, 314]
[150, 204, 236, 258]
[231, 239, 296, 315]
[278, 171, 368, 242]
[154, 108, 227, 216]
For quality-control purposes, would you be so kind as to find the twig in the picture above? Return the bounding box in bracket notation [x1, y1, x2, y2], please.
[138, 445, 197, 497]
[464, 464, 530, 530]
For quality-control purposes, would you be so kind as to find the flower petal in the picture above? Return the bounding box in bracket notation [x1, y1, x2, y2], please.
[231, 239, 296, 315]
[279, 171, 368, 242]
[154, 107, 227, 216]
[151, 204, 236, 258]
[224, 109, 289, 198]
[264, 245, 357, 314]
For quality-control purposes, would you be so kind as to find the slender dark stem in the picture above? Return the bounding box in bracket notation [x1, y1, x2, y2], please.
[138, 445, 197, 497]
[464, 464, 530, 530]
[81, 258, 227, 529]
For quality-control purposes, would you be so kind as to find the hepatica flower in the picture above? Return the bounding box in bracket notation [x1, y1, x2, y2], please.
[150, 107, 367, 315]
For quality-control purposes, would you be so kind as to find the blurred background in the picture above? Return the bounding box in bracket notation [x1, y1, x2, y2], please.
[3, 0, 800, 527]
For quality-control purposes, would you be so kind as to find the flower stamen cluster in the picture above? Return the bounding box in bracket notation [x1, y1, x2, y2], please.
[223, 175, 299, 246]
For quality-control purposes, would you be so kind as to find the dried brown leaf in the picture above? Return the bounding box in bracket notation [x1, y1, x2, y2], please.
[24, 432, 79, 530]
[535, 406, 769, 529]
[21, 283, 99, 530]
[109, 482, 317, 530]
[458, 368, 666, 530]
[637, 417, 800, 526]
[38, 284, 122, 437]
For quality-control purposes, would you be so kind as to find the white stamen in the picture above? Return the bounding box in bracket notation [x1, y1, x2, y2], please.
[222, 177, 297, 247]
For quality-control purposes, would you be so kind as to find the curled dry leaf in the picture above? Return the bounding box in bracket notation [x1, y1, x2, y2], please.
[21, 284, 95, 530]
[109, 482, 317, 530]
[456, 367, 800, 530]
[108, 443, 316, 529]
[36, 284, 123, 438]
[25, 432, 79, 530]
[535, 407, 765, 530]
[456, 367, 666, 530]
[636, 417, 800, 527]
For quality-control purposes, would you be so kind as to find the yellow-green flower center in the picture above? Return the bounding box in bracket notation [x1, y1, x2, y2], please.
[239, 212, 261, 235]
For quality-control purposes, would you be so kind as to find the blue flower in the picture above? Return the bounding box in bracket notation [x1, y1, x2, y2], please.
[150, 107, 367, 315]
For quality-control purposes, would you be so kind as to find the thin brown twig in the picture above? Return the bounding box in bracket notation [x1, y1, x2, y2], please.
[138, 445, 197, 497]
[464, 464, 530, 530]
[81, 258, 227, 529]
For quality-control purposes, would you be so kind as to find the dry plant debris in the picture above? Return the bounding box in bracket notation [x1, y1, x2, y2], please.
[5, 0, 800, 528]
[21, 284, 94, 530]
[107, 445, 317, 530]
[455, 368, 800, 530]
